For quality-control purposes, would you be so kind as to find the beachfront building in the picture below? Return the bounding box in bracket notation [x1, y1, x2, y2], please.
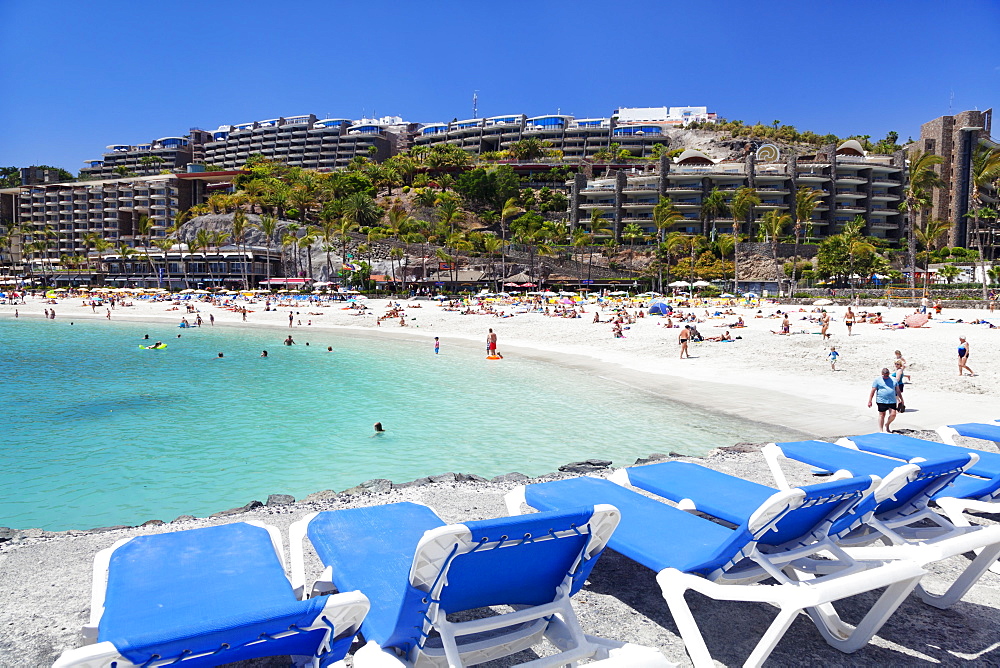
[568, 141, 906, 242]
[98, 244, 282, 289]
[412, 106, 716, 159]
[79, 130, 213, 180]
[200, 115, 415, 170]
[0, 171, 240, 277]
[912, 109, 997, 250]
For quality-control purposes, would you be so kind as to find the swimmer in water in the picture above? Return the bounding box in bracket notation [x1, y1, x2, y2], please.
[260, 350, 268, 357]
[372, 422, 386, 437]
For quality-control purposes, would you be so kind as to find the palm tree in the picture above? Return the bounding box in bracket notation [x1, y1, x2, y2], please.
[968, 145, 1000, 298]
[842, 216, 876, 299]
[342, 192, 382, 228]
[730, 187, 760, 237]
[915, 219, 952, 290]
[280, 232, 298, 279]
[759, 210, 791, 292]
[231, 210, 250, 290]
[194, 229, 214, 286]
[700, 188, 728, 238]
[661, 232, 687, 288]
[499, 198, 522, 282]
[337, 218, 360, 286]
[791, 186, 820, 289]
[903, 150, 944, 288]
[152, 238, 175, 287]
[652, 198, 684, 243]
[136, 214, 155, 287]
[936, 263, 961, 284]
[435, 198, 463, 237]
[255, 214, 279, 287]
[715, 233, 737, 289]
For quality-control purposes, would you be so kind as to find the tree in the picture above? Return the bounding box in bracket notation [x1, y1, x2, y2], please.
[903, 150, 944, 288]
[136, 214, 156, 286]
[255, 214, 279, 286]
[231, 210, 250, 290]
[342, 192, 382, 228]
[759, 210, 791, 289]
[915, 219, 952, 289]
[652, 198, 684, 243]
[454, 166, 520, 211]
[700, 188, 728, 238]
[791, 186, 821, 288]
[498, 197, 523, 281]
[152, 238, 175, 286]
[730, 187, 760, 237]
[968, 145, 1000, 298]
[936, 263, 960, 284]
[435, 198, 463, 237]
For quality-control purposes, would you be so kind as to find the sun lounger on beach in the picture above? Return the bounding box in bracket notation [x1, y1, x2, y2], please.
[762, 440, 1000, 607]
[837, 432, 1000, 532]
[53, 521, 369, 668]
[289, 502, 668, 668]
[505, 472, 925, 668]
[938, 422, 1000, 446]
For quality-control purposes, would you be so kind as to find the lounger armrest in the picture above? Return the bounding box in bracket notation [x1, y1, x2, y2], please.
[52, 641, 128, 668]
[937, 426, 961, 445]
[317, 590, 370, 641]
[504, 486, 528, 516]
[289, 513, 319, 599]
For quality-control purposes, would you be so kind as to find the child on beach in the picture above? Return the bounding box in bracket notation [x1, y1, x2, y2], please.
[827, 347, 839, 371]
[434, 337, 440, 354]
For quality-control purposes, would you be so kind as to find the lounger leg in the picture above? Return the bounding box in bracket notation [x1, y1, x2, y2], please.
[917, 541, 1000, 608]
[743, 608, 800, 668]
[805, 576, 921, 653]
[659, 586, 716, 668]
[933, 498, 1000, 574]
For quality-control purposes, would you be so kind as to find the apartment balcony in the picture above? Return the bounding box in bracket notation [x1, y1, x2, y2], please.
[665, 184, 700, 192]
[622, 202, 657, 209]
[674, 201, 701, 208]
[836, 174, 867, 184]
[869, 219, 897, 229]
[755, 186, 789, 194]
[872, 177, 901, 186]
[835, 204, 866, 213]
[623, 184, 659, 192]
[870, 207, 900, 215]
[579, 201, 614, 209]
[797, 172, 829, 181]
[835, 190, 865, 199]
[871, 192, 900, 201]
[581, 186, 615, 194]
[756, 202, 789, 209]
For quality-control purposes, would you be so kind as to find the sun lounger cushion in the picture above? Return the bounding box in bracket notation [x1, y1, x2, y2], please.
[307, 502, 445, 654]
[625, 461, 875, 546]
[849, 433, 1000, 480]
[949, 423, 1000, 443]
[101, 523, 333, 665]
[524, 477, 749, 576]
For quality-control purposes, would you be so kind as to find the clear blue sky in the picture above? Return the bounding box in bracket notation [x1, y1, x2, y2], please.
[1, 0, 997, 173]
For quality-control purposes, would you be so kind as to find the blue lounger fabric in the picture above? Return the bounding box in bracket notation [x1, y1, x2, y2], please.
[625, 461, 876, 543]
[308, 503, 445, 655]
[101, 523, 334, 666]
[849, 433, 1000, 480]
[771, 441, 968, 517]
[949, 423, 1000, 443]
[524, 477, 754, 576]
[306, 502, 601, 658]
[846, 433, 1000, 500]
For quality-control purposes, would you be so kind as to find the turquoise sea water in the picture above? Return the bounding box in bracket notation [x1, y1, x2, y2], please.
[0, 316, 801, 530]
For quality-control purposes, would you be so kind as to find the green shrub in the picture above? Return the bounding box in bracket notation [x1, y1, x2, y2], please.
[793, 292, 813, 298]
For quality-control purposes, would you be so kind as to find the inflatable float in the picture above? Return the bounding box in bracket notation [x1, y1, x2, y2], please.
[139, 344, 168, 350]
[486, 355, 503, 360]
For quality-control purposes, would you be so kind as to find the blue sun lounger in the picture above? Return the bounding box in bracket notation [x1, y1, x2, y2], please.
[505, 471, 925, 668]
[289, 502, 668, 668]
[53, 522, 370, 668]
[761, 440, 1000, 608]
[836, 431, 1000, 539]
[938, 422, 1000, 446]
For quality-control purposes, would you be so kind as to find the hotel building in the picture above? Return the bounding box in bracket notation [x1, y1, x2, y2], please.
[568, 141, 906, 241]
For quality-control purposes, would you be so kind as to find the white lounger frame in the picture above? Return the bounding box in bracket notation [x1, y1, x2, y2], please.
[290, 507, 672, 668]
[54, 520, 370, 668]
[505, 482, 926, 668]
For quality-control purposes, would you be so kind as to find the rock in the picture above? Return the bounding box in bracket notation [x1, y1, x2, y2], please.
[342, 479, 392, 495]
[139, 519, 164, 527]
[210, 500, 263, 518]
[429, 473, 457, 484]
[491, 472, 529, 483]
[634, 453, 672, 465]
[456, 473, 488, 483]
[302, 490, 338, 503]
[0, 527, 20, 543]
[719, 442, 764, 454]
[266, 494, 295, 506]
[394, 477, 432, 489]
[559, 459, 613, 474]
[90, 525, 132, 533]
[171, 515, 196, 523]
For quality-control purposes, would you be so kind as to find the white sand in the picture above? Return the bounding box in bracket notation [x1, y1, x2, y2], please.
[2, 292, 1000, 666]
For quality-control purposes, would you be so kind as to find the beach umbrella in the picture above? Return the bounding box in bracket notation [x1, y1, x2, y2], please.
[608, 290, 628, 296]
[433, 295, 448, 300]
[813, 299, 834, 306]
[904, 313, 929, 328]
[744, 292, 759, 299]
[179, 289, 195, 294]
[719, 293, 736, 298]
[559, 298, 574, 304]
[692, 280, 712, 287]
[668, 281, 691, 287]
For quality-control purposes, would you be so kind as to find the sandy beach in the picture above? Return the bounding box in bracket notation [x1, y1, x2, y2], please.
[2, 292, 1000, 666]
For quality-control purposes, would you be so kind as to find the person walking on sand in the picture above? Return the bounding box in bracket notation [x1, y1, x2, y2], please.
[678, 325, 691, 359]
[434, 336, 440, 354]
[868, 367, 902, 433]
[958, 336, 975, 376]
[288, 311, 294, 328]
[820, 310, 830, 339]
[844, 307, 856, 336]
[827, 346, 839, 371]
[892, 359, 911, 412]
